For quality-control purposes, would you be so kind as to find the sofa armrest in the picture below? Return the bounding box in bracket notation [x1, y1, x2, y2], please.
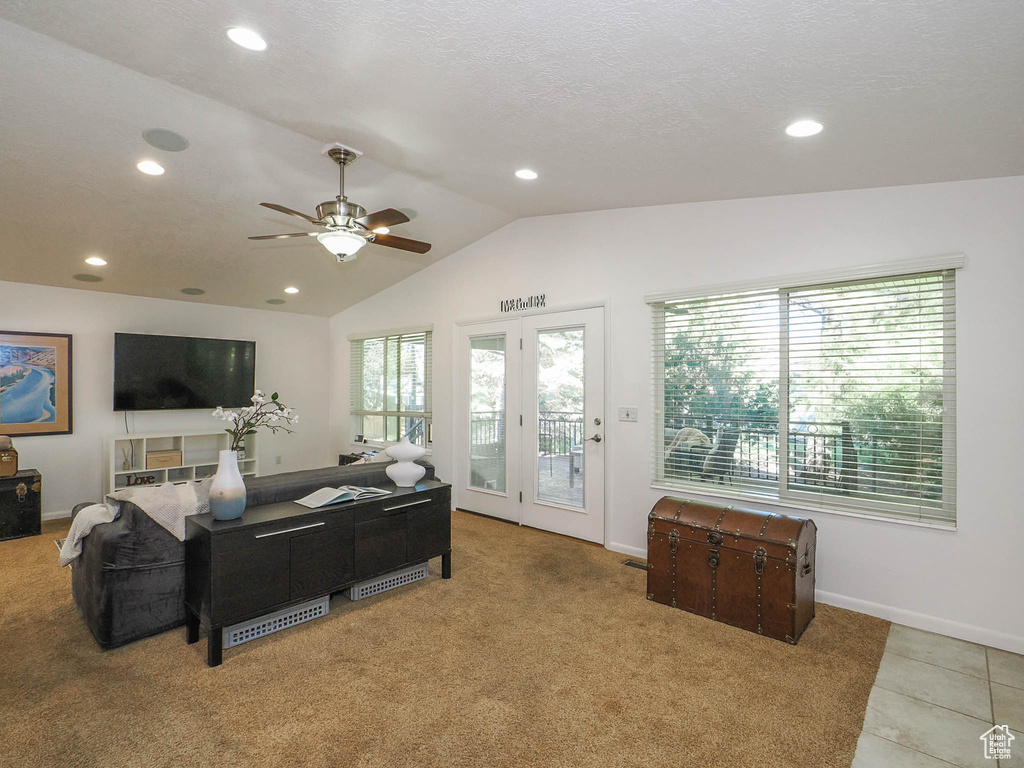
[75, 501, 183, 569]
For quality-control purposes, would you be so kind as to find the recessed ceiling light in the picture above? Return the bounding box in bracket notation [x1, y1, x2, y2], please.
[515, 169, 538, 180]
[73, 274, 103, 282]
[181, 287, 205, 295]
[137, 160, 165, 176]
[85, 256, 107, 266]
[785, 120, 823, 138]
[372, 227, 390, 235]
[227, 27, 267, 51]
[266, 298, 286, 305]
[284, 286, 300, 294]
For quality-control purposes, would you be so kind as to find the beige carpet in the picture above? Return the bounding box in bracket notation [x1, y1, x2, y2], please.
[0, 513, 888, 768]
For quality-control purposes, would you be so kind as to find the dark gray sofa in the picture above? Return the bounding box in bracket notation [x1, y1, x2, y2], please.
[70, 460, 434, 649]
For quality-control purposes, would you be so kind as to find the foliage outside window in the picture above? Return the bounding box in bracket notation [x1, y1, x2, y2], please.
[651, 270, 956, 526]
[350, 330, 432, 446]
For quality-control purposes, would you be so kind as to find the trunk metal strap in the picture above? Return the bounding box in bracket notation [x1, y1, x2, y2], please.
[670, 529, 679, 608]
[754, 546, 767, 634]
[758, 513, 776, 537]
[713, 506, 732, 530]
[672, 500, 690, 521]
[709, 555, 718, 620]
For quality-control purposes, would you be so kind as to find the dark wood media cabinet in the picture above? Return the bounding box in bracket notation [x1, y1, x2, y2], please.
[185, 479, 451, 666]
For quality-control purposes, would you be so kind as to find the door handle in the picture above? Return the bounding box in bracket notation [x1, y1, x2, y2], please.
[585, 434, 602, 443]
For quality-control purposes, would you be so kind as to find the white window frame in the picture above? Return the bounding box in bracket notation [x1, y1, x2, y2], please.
[647, 255, 963, 529]
[349, 326, 433, 449]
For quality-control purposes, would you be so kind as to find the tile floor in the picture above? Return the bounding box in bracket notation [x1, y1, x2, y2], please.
[852, 624, 1023, 767]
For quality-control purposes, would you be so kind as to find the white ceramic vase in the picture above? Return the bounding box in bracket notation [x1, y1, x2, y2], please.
[385, 436, 426, 487]
[209, 449, 247, 520]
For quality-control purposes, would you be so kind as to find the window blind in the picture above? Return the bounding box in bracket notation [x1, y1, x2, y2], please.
[651, 270, 956, 526]
[350, 330, 432, 445]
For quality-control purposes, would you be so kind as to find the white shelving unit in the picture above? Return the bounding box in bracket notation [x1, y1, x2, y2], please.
[107, 431, 258, 494]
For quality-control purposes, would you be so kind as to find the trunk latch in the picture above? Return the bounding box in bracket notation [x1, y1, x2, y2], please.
[708, 548, 720, 568]
[669, 528, 680, 554]
[754, 546, 767, 575]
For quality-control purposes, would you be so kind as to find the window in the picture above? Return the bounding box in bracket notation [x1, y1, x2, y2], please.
[350, 329, 432, 446]
[651, 268, 957, 526]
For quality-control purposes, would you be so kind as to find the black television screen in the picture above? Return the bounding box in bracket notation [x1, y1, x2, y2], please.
[114, 333, 256, 411]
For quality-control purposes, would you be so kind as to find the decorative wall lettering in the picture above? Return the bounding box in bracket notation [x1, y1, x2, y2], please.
[500, 294, 546, 313]
[126, 474, 158, 486]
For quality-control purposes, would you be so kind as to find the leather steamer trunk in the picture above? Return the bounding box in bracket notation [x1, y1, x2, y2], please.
[647, 497, 816, 644]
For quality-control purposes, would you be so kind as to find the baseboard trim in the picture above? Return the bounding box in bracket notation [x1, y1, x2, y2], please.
[606, 541, 647, 559]
[817, 590, 1024, 655]
[42, 510, 72, 522]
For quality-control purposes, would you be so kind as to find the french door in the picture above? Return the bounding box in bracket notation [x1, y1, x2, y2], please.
[456, 307, 605, 543]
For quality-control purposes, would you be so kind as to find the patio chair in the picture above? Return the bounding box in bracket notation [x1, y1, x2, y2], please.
[702, 428, 739, 483]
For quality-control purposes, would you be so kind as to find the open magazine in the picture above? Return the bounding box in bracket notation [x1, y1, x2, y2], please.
[294, 485, 392, 509]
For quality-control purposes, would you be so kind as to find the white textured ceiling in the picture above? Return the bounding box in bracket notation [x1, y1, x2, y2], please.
[1, 0, 1022, 315]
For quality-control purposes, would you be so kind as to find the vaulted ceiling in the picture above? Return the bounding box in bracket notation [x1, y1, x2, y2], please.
[1, 0, 1022, 316]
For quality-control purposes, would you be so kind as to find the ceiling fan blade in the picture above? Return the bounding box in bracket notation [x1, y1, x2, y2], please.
[356, 208, 411, 231]
[259, 202, 320, 225]
[248, 232, 317, 240]
[372, 233, 432, 254]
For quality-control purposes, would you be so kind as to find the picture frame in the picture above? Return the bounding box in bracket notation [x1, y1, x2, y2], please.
[0, 330, 73, 437]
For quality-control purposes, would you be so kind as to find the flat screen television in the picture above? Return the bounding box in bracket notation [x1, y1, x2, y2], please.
[114, 333, 256, 411]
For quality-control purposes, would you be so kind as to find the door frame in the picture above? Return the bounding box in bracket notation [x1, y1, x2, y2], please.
[451, 300, 610, 547]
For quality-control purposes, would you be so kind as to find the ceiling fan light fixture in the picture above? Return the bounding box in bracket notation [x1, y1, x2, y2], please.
[227, 27, 267, 51]
[136, 160, 165, 176]
[785, 119, 823, 138]
[317, 229, 366, 258]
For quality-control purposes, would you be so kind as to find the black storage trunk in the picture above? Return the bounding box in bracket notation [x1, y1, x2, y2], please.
[0, 469, 42, 542]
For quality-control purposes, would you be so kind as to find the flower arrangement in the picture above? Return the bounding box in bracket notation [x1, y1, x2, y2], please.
[212, 390, 298, 452]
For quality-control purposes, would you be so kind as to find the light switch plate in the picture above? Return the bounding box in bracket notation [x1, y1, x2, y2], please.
[618, 407, 638, 422]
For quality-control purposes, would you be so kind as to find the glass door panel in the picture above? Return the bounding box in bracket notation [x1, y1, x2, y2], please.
[521, 307, 605, 544]
[535, 327, 585, 509]
[469, 335, 507, 493]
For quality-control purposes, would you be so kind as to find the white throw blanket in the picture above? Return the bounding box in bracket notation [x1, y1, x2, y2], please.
[58, 503, 117, 567]
[108, 479, 212, 541]
[57, 479, 212, 567]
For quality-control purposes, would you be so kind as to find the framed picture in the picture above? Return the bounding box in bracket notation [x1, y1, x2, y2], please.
[0, 331, 73, 437]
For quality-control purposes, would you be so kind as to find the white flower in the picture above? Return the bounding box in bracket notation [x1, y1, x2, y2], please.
[251, 390, 266, 404]
[212, 406, 224, 418]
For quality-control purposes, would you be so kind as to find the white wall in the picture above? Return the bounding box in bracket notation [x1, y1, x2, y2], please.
[0, 282, 333, 517]
[329, 175, 1024, 653]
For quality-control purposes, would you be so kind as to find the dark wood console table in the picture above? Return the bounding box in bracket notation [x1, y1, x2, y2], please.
[185, 479, 451, 666]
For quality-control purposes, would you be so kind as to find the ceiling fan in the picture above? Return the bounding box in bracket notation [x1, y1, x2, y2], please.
[249, 144, 431, 262]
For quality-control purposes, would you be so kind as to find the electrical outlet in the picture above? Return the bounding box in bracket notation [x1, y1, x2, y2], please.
[274, 455, 283, 465]
[618, 407, 638, 422]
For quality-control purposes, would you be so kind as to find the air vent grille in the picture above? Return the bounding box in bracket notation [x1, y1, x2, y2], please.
[223, 596, 329, 649]
[346, 563, 429, 601]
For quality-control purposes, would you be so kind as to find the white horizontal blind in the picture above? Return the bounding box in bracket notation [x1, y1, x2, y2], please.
[651, 270, 957, 526]
[784, 272, 955, 523]
[350, 331, 432, 445]
[653, 289, 781, 495]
